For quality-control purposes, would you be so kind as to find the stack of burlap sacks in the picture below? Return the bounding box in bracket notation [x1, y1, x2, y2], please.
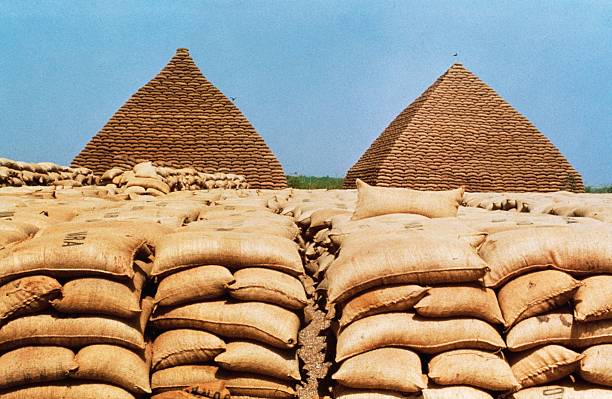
[0, 157, 98, 188]
[324, 179, 612, 399]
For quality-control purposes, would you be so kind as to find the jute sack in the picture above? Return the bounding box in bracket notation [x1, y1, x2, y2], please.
[329, 213, 430, 246]
[0, 382, 136, 399]
[428, 349, 519, 391]
[498, 270, 581, 328]
[574, 275, 612, 322]
[154, 265, 233, 307]
[579, 344, 612, 386]
[227, 268, 308, 310]
[184, 218, 299, 240]
[335, 312, 505, 361]
[327, 236, 488, 304]
[0, 314, 145, 352]
[511, 382, 612, 399]
[152, 231, 304, 278]
[0, 230, 144, 283]
[214, 341, 300, 381]
[509, 345, 583, 389]
[73, 344, 151, 394]
[150, 300, 300, 349]
[506, 311, 612, 352]
[414, 285, 504, 325]
[0, 228, 28, 247]
[420, 386, 494, 399]
[218, 371, 297, 399]
[151, 365, 218, 391]
[151, 381, 231, 399]
[152, 329, 226, 371]
[0, 276, 61, 323]
[334, 386, 414, 399]
[351, 179, 463, 220]
[339, 284, 428, 328]
[126, 177, 170, 194]
[479, 225, 612, 287]
[0, 346, 77, 389]
[332, 347, 427, 392]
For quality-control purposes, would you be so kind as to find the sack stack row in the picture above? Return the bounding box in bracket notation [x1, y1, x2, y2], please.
[0, 158, 98, 188]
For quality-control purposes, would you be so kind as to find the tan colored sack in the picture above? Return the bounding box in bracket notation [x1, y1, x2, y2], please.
[336, 312, 505, 361]
[184, 218, 299, 240]
[352, 179, 463, 220]
[511, 382, 612, 398]
[332, 347, 426, 392]
[154, 265, 233, 307]
[506, 311, 612, 352]
[579, 344, 612, 387]
[152, 329, 225, 371]
[152, 231, 304, 278]
[219, 371, 297, 399]
[0, 346, 77, 389]
[334, 386, 412, 399]
[479, 225, 612, 287]
[339, 284, 428, 328]
[509, 345, 582, 389]
[421, 386, 494, 399]
[215, 341, 300, 381]
[227, 268, 307, 310]
[0, 276, 61, 323]
[0, 314, 145, 352]
[151, 365, 218, 391]
[575, 275, 612, 322]
[126, 177, 170, 194]
[0, 230, 144, 283]
[327, 236, 488, 304]
[498, 270, 581, 328]
[0, 382, 136, 399]
[151, 300, 300, 349]
[151, 382, 230, 399]
[73, 344, 151, 394]
[414, 285, 504, 325]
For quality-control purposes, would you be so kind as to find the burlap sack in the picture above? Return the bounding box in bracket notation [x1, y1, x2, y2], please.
[151, 382, 230, 399]
[352, 179, 463, 220]
[126, 177, 170, 194]
[421, 386, 494, 399]
[511, 382, 612, 398]
[498, 270, 581, 328]
[152, 231, 304, 278]
[509, 345, 583, 390]
[152, 329, 225, 371]
[579, 344, 612, 387]
[154, 266, 233, 307]
[0, 382, 136, 399]
[0, 276, 61, 323]
[506, 311, 612, 352]
[0, 346, 77, 389]
[334, 386, 412, 399]
[151, 365, 218, 391]
[184, 217, 299, 240]
[574, 275, 612, 322]
[332, 347, 426, 392]
[215, 341, 300, 381]
[227, 268, 308, 310]
[219, 371, 297, 399]
[150, 301, 300, 349]
[414, 285, 504, 325]
[336, 312, 505, 361]
[339, 284, 428, 328]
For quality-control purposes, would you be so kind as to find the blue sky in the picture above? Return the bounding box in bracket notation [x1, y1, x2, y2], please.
[0, 1, 610, 184]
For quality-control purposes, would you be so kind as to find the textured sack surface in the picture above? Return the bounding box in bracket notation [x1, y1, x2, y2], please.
[73, 344, 151, 394]
[414, 285, 504, 325]
[428, 349, 519, 391]
[0, 230, 144, 283]
[151, 365, 218, 391]
[152, 231, 304, 277]
[335, 312, 505, 361]
[227, 268, 307, 310]
[151, 300, 300, 349]
[184, 217, 299, 240]
[0, 346, 77, 389]
[498, 270, 581, 328]
[421, 385, 494, 399]
[506, 311, 612, 351]
[339, 284, 428, 328]
[219, 371, 297, 399]
[0, 276, 61, 323]
[334, 386, 413, 399]
[511, 382, 612, 399]
[0, 313, 145, 351]
[579, 344, 612, 387]
[215, 341, 300, 381]
[352, 179, 463, 219]
[154, 265, 233, 307]
[0, 382, 136, 399]
[574, 275, 612, 322]
[126, 177, 170, 194]
[479, 225, 612, 287]
[509, 345, 582, 389]
[332, 347, 426, 392]
[151, 381, 231, 399]
[152, 329, 226, 371]
[327, 236, 488, 304]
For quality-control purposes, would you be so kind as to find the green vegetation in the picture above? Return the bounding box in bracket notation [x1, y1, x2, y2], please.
[586, 185, 612, 193]
[286, 175, 344, 189]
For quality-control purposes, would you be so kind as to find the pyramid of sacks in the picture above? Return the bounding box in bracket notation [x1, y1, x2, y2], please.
[344, 63, 584, 192]
[72, 48, 286, 189]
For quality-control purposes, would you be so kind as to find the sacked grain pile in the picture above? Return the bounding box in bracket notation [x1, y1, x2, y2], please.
[148, 203, 308, 399]
[0, 157, 98, 188]
[0, 221, 155, 399]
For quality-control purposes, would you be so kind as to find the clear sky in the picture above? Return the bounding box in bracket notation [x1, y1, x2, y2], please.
[1, 1, 610, 185]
